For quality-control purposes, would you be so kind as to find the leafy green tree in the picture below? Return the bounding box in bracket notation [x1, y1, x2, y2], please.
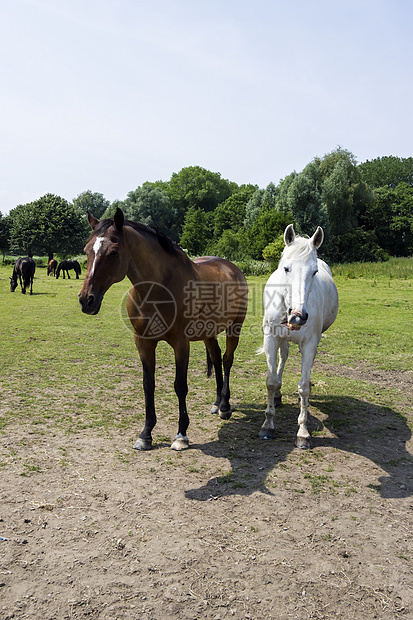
[359, 156, 413, 188]
[247, 209, 292, 260]
[165, 166, 237, 233]
[243, 183, 280, 229]
[119, 184, 177, 239]
[101, 199, 126, 219]
[316, 147, 358, 185]
[8, 194, 87, 259]
[276, 172, 297, 214]
[261, 182, 279, 212]
[0, 213, 11, 261]
[286, 163, 330, 239]
[322, 159, 357, 236]
[362, 184, 413, 256]
[214, 229, 247, 261]
[244, 188, 265, 228]
[179, 206, 210, 255]
[262, 233, 285, 268]
[73, 190, 110, 219]
[327, 228, 388, 263]
[213, 184, 257, 237]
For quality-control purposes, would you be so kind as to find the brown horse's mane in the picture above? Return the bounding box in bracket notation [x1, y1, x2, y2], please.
[91, 218, 186, 258]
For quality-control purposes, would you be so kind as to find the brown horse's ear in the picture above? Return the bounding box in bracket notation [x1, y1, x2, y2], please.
[114, 208, 124, 231]
[87, 211, 99, 230]
[284, 224, 295, 246]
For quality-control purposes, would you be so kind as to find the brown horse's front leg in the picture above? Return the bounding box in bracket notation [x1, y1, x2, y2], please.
[133, 338, 157, 451]
[171, 341, 190, 451]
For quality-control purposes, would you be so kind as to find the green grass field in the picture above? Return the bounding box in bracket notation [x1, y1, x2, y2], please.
[1, 258, 412, 439]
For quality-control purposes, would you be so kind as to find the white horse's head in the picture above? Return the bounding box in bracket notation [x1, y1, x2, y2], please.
[278, 224, 324, 329]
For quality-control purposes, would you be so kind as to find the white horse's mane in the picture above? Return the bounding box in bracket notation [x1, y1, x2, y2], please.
[279, 236, 317, 265]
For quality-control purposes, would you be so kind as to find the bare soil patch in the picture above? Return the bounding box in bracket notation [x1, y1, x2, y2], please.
[1, 366, 412, 619]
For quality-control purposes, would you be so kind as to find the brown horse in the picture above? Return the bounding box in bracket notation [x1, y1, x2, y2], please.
[79, 208, 248, 451]
[47, 258, 58, 276]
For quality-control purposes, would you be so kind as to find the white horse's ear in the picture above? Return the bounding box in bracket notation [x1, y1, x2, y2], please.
[87, 211, 99, 230]
[284, 224, 295, 246]
[114, 207, 124, 232]
[311, 226, 324, 249]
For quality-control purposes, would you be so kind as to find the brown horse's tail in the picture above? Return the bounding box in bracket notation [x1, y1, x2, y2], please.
[206, 348, 213, 378]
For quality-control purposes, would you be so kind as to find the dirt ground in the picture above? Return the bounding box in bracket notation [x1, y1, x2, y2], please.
[1, 361, 412, 620]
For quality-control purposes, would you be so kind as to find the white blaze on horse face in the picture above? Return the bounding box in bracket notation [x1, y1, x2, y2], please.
[91, 236, 104, 276]
[284, 257, 318, 318]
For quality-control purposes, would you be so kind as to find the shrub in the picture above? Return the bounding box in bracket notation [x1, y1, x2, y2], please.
[233, 258, 272, 276]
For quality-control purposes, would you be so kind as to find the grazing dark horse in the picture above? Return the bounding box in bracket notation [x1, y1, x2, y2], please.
[56, 260, 81, 279]
[47, 258, 58, 276]
[10, 257, 36, 295]
[79, 208, 248, 451]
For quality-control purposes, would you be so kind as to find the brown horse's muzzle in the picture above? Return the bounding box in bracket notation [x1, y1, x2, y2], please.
[78, 291, 104, 315]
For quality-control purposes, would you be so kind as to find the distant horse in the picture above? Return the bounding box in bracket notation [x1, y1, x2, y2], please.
[10, 257, 36, 295]
[47, 259, 58, 276]
[79, 208, 248, 451]
[56, 260, 81, 279]
[258, 224, 338, 449]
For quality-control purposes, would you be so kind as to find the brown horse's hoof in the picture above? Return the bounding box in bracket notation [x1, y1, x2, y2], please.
[133, 438, 152, 451]
[210, 405, 219, 415]
[171, 434, 189, 451]
[219, 407, 232, 420]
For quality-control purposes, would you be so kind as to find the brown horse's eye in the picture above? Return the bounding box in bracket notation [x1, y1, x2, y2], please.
[109, 249, 119, 257]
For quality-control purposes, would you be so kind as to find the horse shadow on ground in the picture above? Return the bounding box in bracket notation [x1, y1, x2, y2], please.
[184, 395, 412, 501]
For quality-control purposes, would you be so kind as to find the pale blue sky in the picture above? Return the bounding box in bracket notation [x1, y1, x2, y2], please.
[1, 0, 412, 214]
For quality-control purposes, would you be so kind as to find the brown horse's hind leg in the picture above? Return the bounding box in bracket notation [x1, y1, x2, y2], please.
[133, 338, 157, 451]
[204, 337, 223, 415]
[218, 329, 241, 420]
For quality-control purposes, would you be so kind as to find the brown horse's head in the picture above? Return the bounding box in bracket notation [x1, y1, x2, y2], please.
[79, 208, 129, 315]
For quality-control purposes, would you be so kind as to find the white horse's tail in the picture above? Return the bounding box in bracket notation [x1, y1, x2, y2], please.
[256, 344, 265, 355]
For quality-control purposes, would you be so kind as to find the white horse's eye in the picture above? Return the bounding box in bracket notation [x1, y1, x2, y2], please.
[284, 266, 290, 273]
[313, 269, 318, 276]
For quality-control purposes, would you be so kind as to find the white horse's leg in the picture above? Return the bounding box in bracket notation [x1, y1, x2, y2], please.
[276, 340, 289, 402]
[260, 336, 289, 440]
[296, 340, 318, 449]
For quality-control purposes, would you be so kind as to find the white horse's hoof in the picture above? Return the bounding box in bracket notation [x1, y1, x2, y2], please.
[171, 434, 189, 451]
[296, 436, 311, 449]
[210, 405, 219, 414]
[133, 437, 152, 451]
[259, 428, 275, 440]
[219, 407, 232, 420]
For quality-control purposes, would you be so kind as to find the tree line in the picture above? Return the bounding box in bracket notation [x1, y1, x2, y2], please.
[1, 148, 412, 267]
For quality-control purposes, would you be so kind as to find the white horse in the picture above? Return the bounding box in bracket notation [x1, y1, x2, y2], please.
[259, 224, 339, 449]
